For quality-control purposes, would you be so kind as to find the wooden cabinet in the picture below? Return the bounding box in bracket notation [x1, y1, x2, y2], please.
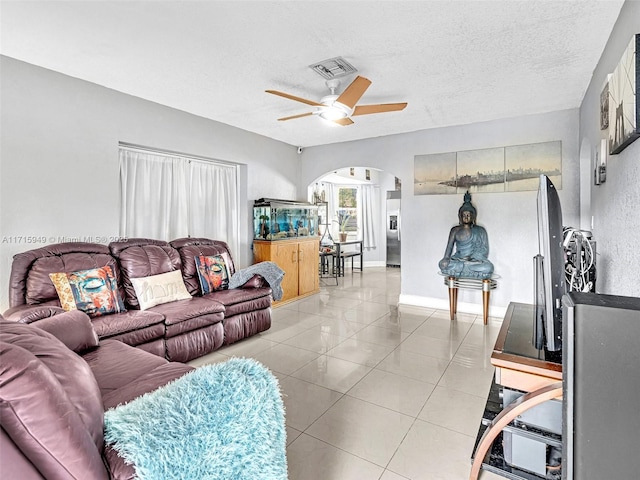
[253, 237, 319, 305]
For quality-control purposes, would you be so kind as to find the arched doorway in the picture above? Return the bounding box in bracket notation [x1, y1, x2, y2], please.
[307, 167, 401, 269]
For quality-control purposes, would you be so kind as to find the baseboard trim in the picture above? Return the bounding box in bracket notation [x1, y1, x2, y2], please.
[363, 261, 387, 268]
[398, 294, 508, 319]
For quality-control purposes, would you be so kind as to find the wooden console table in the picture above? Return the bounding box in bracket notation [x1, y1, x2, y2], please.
[334, 239, 363, 276]
[470, 302, 563, 480]
[444, 276, 497, 325]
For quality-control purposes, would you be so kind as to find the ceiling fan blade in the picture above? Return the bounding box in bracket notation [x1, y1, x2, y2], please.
[352, 103, 408, 116]
[277, 112, 314, 121]
[332, 117, 354, 126]
[335, 76, 372, 109]
[265, 90, 323, 107]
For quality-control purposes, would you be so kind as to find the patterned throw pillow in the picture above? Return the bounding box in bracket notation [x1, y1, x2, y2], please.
[195, 255, 229, 294]
[49, 266, 126, 317]
[130, 270, 192, 310]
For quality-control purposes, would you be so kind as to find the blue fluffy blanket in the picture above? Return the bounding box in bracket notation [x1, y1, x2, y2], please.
[104, 358, 287, 480]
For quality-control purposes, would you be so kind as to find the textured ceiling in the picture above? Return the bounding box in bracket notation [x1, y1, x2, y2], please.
[0, 1, 625, 148]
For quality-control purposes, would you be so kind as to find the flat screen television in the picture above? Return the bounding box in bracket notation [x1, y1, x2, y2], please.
[534, 174, 566, 352]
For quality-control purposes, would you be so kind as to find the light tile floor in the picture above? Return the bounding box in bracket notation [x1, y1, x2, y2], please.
[189, 267, 503, 480]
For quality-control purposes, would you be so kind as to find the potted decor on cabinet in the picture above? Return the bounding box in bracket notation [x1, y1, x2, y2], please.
[334, 213, 351, 242]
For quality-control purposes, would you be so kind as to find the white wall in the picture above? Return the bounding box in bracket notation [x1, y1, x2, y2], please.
[578, 0, 640, 297]
[0, 56, 300, 311]
[301, 110, 581, 316]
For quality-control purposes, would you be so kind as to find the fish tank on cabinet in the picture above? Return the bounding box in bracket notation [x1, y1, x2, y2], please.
[253, 199, 318, 241]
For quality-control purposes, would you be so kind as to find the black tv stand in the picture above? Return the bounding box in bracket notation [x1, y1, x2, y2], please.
[470, 302, 563, 479]
[473, 380, 563, 480]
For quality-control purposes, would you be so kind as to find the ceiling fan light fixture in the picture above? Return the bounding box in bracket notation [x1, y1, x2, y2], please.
[317, 95, 352, 122]
[318, 115, 343, 127]
[318, 106, 348, 121]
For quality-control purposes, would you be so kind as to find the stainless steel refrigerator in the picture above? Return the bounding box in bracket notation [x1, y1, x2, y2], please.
[386, 190, 401, 267]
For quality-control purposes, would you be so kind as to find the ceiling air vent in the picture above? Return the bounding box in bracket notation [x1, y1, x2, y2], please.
[309, 57, 357, 80]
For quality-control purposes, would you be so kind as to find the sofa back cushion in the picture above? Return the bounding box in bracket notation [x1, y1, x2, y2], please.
[109, 238, 183, 308]
[8, 242, 122, 308]
[0, 320, 108, 479]
[170, 238, 237, 296]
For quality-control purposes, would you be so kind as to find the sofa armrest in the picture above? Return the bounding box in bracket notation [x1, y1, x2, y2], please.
[2, 304, 66, 324]
[32, 310, 99, 353]
[240, 274, 268, 289]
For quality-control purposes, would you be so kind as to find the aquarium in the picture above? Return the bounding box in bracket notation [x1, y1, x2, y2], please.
[253, 199, 318, 241]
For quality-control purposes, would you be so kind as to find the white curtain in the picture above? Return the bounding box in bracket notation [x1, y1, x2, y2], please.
[188, 159, 239, 256]
[119, 149, 189, 239]
[119, 147, 239, 254]
[361, 184, 378, 250]
[326, 183, 337, 238]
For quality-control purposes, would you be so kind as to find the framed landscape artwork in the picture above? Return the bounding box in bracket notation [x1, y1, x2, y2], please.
[414, 152, 457, 195]
[608, 34, 639, 154]
[505, 141, 562, 192]
[456, 147, 504, 194]
[414, 141, 562, 195]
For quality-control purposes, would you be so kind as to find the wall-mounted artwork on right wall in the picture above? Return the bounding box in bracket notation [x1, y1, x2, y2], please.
[608, 33, 639, 154]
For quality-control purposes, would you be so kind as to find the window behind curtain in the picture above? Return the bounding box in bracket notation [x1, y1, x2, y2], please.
[335, 184, 377, 249]
[119, 146, 239, 256]
[338, 187, 358, 232]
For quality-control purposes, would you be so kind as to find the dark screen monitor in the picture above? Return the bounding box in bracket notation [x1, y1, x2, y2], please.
[535, 174, 565, 352]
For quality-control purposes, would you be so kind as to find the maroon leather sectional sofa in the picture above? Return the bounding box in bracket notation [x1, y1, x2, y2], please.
[1, 310, 196, 479]
[3, 237, 272, 362]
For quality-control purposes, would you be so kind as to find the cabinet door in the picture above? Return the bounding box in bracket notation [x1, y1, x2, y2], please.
[274, 242, 299, 303]
[298, 240, 319, 296]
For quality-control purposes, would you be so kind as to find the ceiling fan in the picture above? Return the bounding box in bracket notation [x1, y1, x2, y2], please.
[265, 75, 407, 126]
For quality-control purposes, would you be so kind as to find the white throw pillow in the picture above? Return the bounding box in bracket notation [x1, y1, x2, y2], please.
[130, 270, 191, 310]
